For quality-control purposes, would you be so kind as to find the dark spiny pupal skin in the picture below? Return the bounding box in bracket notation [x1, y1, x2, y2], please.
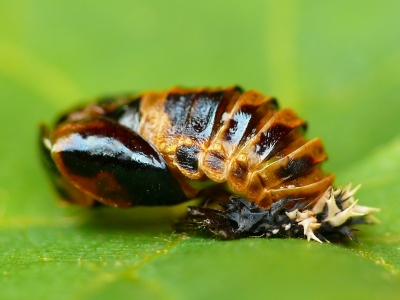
[40, 86, 379, 242]
[175, 188, 376, 243]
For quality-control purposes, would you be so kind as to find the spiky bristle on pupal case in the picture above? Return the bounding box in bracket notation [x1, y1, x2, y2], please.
[175, 184, 380, 243]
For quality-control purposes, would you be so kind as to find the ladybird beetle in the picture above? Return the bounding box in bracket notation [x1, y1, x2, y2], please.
[40, 86, 379, 242]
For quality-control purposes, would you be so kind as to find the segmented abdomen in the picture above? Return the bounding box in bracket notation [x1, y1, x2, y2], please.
[120, 86, 334, 208]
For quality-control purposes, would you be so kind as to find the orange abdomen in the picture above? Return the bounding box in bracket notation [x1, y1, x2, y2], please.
[137, 86, 333, 208]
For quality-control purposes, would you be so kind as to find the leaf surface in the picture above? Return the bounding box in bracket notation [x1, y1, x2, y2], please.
[0, 1, 400, 299]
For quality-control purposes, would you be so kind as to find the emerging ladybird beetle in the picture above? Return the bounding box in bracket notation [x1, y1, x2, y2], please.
[40, 86, 379, 242]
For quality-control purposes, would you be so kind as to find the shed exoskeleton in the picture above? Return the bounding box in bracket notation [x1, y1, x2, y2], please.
[40, 86, 379, 242]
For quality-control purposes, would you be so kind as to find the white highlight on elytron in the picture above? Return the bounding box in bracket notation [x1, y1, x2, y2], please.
[52, 133, 165, 168]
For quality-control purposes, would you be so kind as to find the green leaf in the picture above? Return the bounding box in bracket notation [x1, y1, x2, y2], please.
[337, 137, 400, 275]
[1, 1, 400, 299]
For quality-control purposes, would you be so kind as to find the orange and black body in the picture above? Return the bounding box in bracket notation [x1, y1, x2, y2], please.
[40, 86, 377, 241]
[40, 86, 332, 208]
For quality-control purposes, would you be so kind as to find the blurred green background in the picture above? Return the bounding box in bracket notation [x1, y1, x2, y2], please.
[1, 1, 400, 299]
